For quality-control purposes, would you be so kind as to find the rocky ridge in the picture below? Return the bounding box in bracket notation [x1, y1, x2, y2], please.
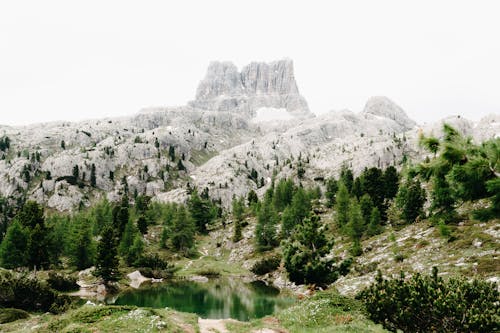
[0, 61, 498, 211]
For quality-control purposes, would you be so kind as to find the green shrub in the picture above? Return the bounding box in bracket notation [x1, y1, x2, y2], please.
[0, 270, 70, 313]
[135, 253, 175, 279]
[357, 268, 499, 332]
[47, 272, 79, 292]
[0, 308, 29, 323]
[250, 255, 281, 275]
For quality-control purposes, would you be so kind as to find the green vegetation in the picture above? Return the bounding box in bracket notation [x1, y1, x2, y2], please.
[358, 268, 499, 332]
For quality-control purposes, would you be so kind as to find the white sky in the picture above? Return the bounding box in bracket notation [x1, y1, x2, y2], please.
[1, 0, 499, 126]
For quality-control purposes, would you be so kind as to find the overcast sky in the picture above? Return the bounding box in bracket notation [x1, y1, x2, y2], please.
[1, 1, 499, 126]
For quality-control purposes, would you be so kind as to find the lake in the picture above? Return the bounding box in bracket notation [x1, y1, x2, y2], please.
[109, 278, 295, 321]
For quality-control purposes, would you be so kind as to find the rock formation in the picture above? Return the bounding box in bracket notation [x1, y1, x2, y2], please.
[190, 59, 311, 117]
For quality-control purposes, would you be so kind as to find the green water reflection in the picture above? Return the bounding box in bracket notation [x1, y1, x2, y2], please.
[111, 278, 295, 321]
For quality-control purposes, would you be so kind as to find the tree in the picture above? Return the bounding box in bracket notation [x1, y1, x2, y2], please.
[254, 200, 279, 251]
[72, 165, 79, 180]
[272, 178, 295, 212]
[395, 178, 426, 224]
[68, 218, 95, 270]
[94, 226, 119, 283]
[232, 197, 244, 242]
[168, 145, 175, 161]
[137, 215, 148, 235]
[247, 190, 259, 206]
[325, 178, 338, 208]
[60, 140, 66, 150]
[16, 201, 44, 229]
[283, 215, 349, 286]
[335, 181, 350, 229]
[119, 219, 140, 265]
[128, 234, 144, 266]
[359, 194, 374, 226]
[188, 189, 214, 234]
[340, 165, 354, 193]
[113, 195, 129, 237]
[0, 220, 28, 268]
[383, 166, 399, 200]
[171, 206, 195, 255]
[361, 167, 385, 215]
[280, 187, 311, 239]
[90, 163, 96, 187]
[347, 198, 364, 256]
[366, 207, 382, 236]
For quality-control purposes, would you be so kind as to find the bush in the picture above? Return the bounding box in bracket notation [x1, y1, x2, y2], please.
[250, 255, 281, 275]
[134, 253, 175, 279]
[0, 270, 71, 314]
[47, 272, 79, 292]
[357, 268, 499, 332]
[0, 308, 30, 324]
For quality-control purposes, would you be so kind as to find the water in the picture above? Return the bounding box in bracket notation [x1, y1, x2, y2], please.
[110, 278, 295, 321]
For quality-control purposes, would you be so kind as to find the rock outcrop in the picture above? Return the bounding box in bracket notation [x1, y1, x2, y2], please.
[190, 59, 312, 118]
[362, 96, 416, 130]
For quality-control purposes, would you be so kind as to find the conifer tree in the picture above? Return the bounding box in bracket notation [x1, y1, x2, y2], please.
[325, 178, 338, 208]
[335, 181, 350, 229]
[348, 198, 364, 256]
[69, 218, 95, 270]
[90, 163, 96, 187]
[95, 226, 119, 283]
[0, 220, 28, 268]
[232, 197, 244, 242]
[283, 215, 347, 286]
[255, 199, 279, 251]
[366, 207, 382, 236]
[119, 219, 140, 265]
[171, 205, 195, 255]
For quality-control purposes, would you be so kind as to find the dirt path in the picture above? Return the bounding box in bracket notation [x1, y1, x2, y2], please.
[198, 318, 228, 333]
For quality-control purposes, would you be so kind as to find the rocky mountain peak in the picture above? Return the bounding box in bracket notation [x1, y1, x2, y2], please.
[190, 59, 311, 118]
[362, 96, 416, 130]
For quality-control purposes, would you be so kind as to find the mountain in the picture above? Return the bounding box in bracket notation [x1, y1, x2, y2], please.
[0, 60, 498, 211]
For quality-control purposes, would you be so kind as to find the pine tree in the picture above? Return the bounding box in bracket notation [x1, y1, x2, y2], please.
[396, 178, 426, 224]
[325, 178, 338, 208]
[72, 165, 79, 180]
[0, 220, 28, 268]
[171, 205, 195, 255]
[335, 181, 350, 229]
[137, 215, 148, 235]
[232, 197, 244, 242]
[383, 166, 399, 200]
[280, 187, 311, 239]
[283, 215, 347, 286]
[119, 219, 139, 265]
[188, 189, 214, 234]
[255, 200, 278, 252]
[128, 234, 144, 266]
[168, 145, 175, 161]
[69, 218, 95, 270]
[348, 198, 364, 256]
[359, 194, 374, 226]
[94, 226, 119, 283]
[366, 207, 382, 236]
[340, 165, 354, 193]
[90, 163, 96, 187]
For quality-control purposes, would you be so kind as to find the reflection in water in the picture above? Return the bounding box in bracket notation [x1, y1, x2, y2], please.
[111, 278, 295, 321]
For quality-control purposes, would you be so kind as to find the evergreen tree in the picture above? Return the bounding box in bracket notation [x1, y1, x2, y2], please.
[119, 219, 140, 265]
[68, 218, 95, 270]
[128, 234, 144, 266]
[351, 177, 364, 199]
[255, 200, 279, 251]
[27, 224, 50, 269]
[90, 163, 96, 187]
[16, 201, 44, 229]
[171, 206, 195, 255]
[168, 145, 175, 161]
[94, 226, 119, 283]
[72, 165, 79, 180]
[325, 178, 338, 208]
[188, 189, 214, 234]
[247, 190, 259, 206]
[60, 140, 65, 150]
[177, 159, 186, 171]
[340, 165, 354, 193]
[366, 207, 382, 236]
[113, 195, 129, 237]
[280, 187, 312, 239]
[283, 215, 347, 286]
[137, 215, 148, 235]
[359, 194, 374, 226]
[272, 178, 295, 212]
[335, 181, 350, 229]
[0, 220, 28, 268]
[232, 197, 244, 242]
[396, 178, 426, 224]
[383, 166, 399, 200]
[362, 167, 385, 215]
[348, 198, 364, 256]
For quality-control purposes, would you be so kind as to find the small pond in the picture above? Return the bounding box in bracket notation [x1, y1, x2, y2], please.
[108, 278, 295, 321]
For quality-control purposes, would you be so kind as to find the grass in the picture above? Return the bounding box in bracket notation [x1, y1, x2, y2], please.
[1, 305, 199, 333]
